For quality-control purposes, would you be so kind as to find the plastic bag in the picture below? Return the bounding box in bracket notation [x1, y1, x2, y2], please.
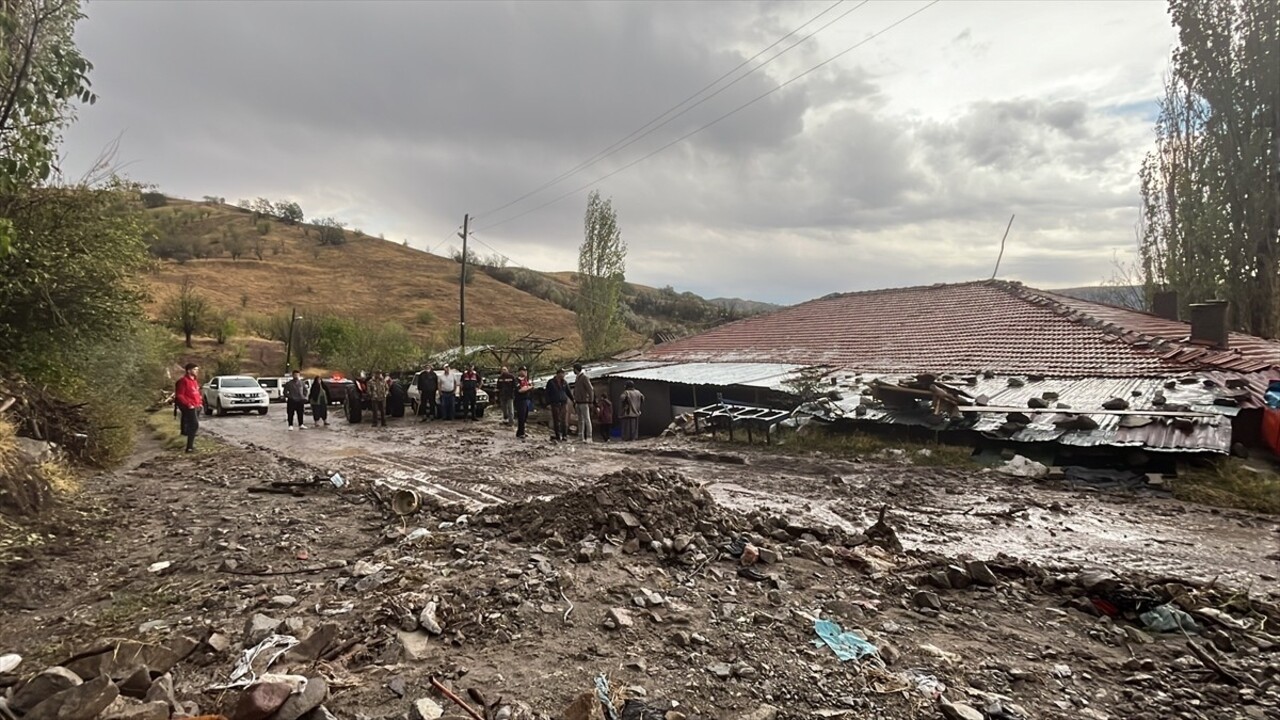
[812, 619, 878, 661]
[1139, 603, 1200, 633]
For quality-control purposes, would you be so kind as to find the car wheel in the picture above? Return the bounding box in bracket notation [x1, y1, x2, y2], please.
[216, 400, 226, 417]
[257, 408, 268, 415]
[203, 402, 212, 416]
[345, 393, 363, 424]
[475, 405, 486, 418]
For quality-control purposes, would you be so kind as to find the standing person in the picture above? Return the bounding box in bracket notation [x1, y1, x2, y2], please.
[461, 364, 481, 420]
[438, 364, 458, 420]
[572, 363, 594, 443]
[595, 393, 614, 443]
[369, 371, 389, 427]
[620, 380, 645, 441]
[545, 368, 571, 442]
[284, 369, 308, 430]
[174, 363, 202, 453]
[515, 367, 532, 439]
[308, 375, 330, 427]
[496, 366, 516, 425]
[416, 364, 438, 422]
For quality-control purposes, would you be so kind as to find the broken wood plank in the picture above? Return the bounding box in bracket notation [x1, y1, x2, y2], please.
[956, 406, 1217, 417]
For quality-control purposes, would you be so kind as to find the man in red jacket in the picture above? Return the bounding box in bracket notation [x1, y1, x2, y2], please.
[174, 363, 203, 453]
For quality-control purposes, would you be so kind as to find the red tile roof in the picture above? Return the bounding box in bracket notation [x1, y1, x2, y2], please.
[645, 280, 1280, 378]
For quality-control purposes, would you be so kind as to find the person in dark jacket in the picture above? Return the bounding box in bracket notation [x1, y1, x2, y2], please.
[545, 368, 571, 441]
[595, 393, 613, 443]
[308, 375, 330, 427]
[461, 364, 481, 420]
[496, 366, 516, 425]
[283, 370, 308, 430]
[572, 363, 594, 442]
[515, 367, 533, 439]
[416, 364, 438, 422]
[387, 376, 407, 418]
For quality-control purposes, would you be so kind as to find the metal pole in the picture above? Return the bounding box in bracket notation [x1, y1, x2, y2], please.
[284, 306, 297, 373]
[459, 214, 469, 357]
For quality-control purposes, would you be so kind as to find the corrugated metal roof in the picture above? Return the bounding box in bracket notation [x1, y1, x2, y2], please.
[797, 371, 1245, 453]
[605, 362, 810, 388]
[533, 360, 671, 387]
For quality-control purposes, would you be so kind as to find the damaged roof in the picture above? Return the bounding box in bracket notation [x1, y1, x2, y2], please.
[645, 280, 1280, 378]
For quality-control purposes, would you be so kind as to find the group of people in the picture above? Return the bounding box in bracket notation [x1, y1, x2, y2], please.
[172, 360, 648, 450]
[413, 363, 483, 421]
[504, 363, 645, 442]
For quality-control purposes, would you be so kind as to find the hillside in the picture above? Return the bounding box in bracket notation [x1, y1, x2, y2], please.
[144, 198, 588, 358]
[142, 197, 773, 366]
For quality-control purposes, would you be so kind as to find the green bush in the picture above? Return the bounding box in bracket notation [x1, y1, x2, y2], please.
[257, 220, 270, 236]
[215, 317, 237, 345]
[415, 309, 436, 325]
[214, 349, 242, 376]
[140, 192, 167, 208]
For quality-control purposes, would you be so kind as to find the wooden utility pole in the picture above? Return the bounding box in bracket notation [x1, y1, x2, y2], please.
[458, 214, 470, 357]
[284, 306, 299, 373]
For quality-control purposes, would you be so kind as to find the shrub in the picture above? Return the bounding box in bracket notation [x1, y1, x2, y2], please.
[415, 309, 436, 325]
[316, 218, 345, 246]
[214, 317, 237, 345]
[141, 192, 167, 208]
[214, 349, 242, 376]
[257, 220, 270, 236]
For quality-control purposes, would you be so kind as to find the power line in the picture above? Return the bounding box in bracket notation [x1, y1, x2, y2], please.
[474, 0, 941, 234]
[472, 0, 866, 223]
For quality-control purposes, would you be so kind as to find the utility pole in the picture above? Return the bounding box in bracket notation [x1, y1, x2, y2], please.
[284, 306, 299, 373]
[458, 214, 469, 357]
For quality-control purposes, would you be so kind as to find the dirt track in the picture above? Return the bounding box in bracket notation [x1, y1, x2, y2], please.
[2, 409, 1279, 720]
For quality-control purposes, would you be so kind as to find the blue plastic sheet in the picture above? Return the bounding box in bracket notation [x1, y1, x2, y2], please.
[812, 618, 878, 661]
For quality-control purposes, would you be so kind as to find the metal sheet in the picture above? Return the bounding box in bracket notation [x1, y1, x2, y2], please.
[605, 362, 810, 388]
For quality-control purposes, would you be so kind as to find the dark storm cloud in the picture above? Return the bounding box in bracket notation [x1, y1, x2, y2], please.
[62, 1, 1173, 304]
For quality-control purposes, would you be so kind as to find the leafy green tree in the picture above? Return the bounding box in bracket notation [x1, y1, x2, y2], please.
[451, 246, 479, 284]
[162, 276, 209, 348]
[140, 192, 167, 208]
[1139, 0, 1280, 336]
[576, 190, 627, 358]
[316, 217, 345, 245]
[332, 321, 420, 372]
[275, 200, 303, 224]
[250, 197, 274, 218]
[224, 226, 246, 260]
[0, 0, 96, 256]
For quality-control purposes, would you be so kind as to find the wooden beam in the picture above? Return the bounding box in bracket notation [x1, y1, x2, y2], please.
[956, 406, 1217, 418]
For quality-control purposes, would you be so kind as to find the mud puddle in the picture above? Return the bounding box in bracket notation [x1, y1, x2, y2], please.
[200, 410, 1280, 594]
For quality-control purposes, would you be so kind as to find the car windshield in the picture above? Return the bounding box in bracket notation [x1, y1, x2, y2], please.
[258, 379, 279, 387]
[221, 377, 259, 388]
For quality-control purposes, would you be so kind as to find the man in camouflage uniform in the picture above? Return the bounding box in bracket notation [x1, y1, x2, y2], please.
[369, 371, 390, 427]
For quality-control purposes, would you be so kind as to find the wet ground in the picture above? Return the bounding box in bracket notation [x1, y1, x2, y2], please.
[204, 406, 1280, 596]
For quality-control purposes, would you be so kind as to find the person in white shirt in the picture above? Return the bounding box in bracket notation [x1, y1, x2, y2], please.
[438, 365, 458, 420]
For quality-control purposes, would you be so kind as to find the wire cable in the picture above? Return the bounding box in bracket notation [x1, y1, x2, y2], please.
[472, 0, 866, 222]
[474, 0, 940, 234]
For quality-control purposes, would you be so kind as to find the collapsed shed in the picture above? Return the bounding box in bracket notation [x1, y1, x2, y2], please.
[594, 280, 1280, 454]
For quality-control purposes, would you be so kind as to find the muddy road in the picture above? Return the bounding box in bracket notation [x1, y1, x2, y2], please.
[203, 409, 1280, 595]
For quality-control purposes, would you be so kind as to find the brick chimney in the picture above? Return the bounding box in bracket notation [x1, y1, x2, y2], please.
[1152, 290, 1179, 321]
[1189, 301, 1229, 349]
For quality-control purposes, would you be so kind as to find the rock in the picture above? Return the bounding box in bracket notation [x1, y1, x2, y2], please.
[732, 663, 758, 680]
[23, 675, 119, 720]
[397, 630, 434, 661]
[707, 663, 733, 680]
[735, 706, 778, 720]
[118, 666, 152, 699]
[1123, 626, 1154, 645]
[419, 602, 443, 635]
[757, 548, 779, 565]
[351, 560, 384, 577]
[965, 560, 999, 587]
[63, 640, 181, 681]
[740, 544, 759, 566]
[1051, 664, 1072, 678]
[945, 566, 972, 590]
[143, 674, 178, 712]
[147, 561, 171, 574]
[939, 702, 984, 720]
[244, 614, 283, 644]
[410, 698, 445, 720]
[672, 535, 693, 554]
[274, 676, 328, 720]
[387, 676, 406, 698]
[271, 595, 298, 608]
[354, 571, 392, 593]
[206, 633, 231, 653]
[1027, 397, 1049, 409]
[100, 697, 170, 720]
[283, 623, 340, 664]
[302, 707, 338, 720]
[913, 590, 942, 611]
[1102, 398, 1130, 411]
[234, 681, 294, 720]
[165, 635, 200, 663]
[0, 653, 20, 673]
[928, 571, 952, 589]
[12, 667, 83, 713]
[604, 608, 634, 630]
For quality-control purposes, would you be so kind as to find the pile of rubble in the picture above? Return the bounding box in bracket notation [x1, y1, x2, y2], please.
[0, 622, 346, 720]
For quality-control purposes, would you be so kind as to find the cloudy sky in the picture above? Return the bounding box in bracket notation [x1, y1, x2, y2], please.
[63, 0, 1177, 305]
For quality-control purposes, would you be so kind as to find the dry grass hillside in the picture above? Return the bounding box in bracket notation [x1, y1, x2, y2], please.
[144, 199, 588, 354]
